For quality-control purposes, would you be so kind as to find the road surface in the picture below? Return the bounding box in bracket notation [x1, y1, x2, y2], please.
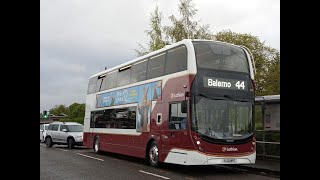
[40, 143, 279, 180]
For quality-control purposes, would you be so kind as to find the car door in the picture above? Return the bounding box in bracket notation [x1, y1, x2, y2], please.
[58, 125, 68, 144]
[43, 124, 48, 138]
[51, 124, 60, 142]
[40, 125, 44, 141]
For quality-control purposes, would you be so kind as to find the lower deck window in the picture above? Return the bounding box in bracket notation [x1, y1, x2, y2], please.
[90, 106, 136, 129]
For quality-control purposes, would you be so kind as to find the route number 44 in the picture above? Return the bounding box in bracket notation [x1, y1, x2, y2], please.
[235, 81, 245, 89]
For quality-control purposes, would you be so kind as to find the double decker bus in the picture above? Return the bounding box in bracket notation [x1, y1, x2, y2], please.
[83, 39, 256, 167]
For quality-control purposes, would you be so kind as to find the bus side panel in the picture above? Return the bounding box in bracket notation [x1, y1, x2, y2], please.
[148, 102, 168, 162]
[154, 75, 197, 162]
[83, 132, 93, 149]
[84, 132, 146, 159]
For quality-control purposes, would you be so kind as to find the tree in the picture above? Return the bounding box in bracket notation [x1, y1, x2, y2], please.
[134, 6, 166, 56]
[136, 1, 280, 96]
[261, 51, 280, 95]
[134, 0, 213, 56]
[68, 103, 85, 120]
[49, 104, 68, 116]
[215, 30, 280, 95]
[164, 0, 213, 43]
[48, 103, 85, 124]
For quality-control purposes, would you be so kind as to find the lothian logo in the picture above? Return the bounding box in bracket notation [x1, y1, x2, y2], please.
[170, 92, 184, 99]
[222, 147, 238, 152]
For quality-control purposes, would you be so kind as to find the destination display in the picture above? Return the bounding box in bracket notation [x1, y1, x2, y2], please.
[203, 76, 248, 91]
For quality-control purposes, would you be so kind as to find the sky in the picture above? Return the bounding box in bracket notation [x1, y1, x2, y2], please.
[40, 0, 280, 112]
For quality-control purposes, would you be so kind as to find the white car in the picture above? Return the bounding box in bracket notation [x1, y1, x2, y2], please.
[45, 122, 84, 149]
[40, 124, 49, 143]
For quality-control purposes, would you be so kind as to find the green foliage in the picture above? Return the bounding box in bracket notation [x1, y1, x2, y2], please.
[163, 0, 213, 43]
[262, 51, 280, 95]
[49, 104, 68, 116]
[134, 6, 166, 56]
[134, 0, 213, 56]
[68, 103, 85, 119]
[48, 103, 85, 124]
[216, 30, 280, 96]
[147, 6, 167, 52]
[255, 104, 263, 130]
[255, 131, 280, 159]
[136, 0, 280, 96]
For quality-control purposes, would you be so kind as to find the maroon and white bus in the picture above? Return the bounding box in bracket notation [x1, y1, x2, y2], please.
[83, 39, 256, 167]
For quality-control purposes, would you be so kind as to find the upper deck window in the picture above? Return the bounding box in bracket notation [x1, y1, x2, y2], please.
[147, 53, 166, 79]
[164, 45, 187, 75]
[193, 42, 249, 73]
[105, 71, 118, 90]
[87, 76, 97, 94]
[117, 66, 131, 87]
[130, 59, 147, 83]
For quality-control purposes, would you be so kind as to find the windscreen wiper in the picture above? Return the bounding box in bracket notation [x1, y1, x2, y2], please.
[198, 93, 226, 100]
[198, 93, 251, 102]
[223, 95, 250, 102]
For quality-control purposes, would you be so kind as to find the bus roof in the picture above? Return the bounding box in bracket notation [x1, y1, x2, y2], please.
[90, 39, 248, 79]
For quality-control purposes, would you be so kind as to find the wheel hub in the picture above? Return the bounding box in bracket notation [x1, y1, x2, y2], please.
[95, 140, 99, 152]
[149, 146, 158, 163]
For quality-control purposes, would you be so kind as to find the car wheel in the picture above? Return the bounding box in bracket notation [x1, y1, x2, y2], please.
[46, 137, 53, 148]
[148, 141, 159, 167]
[94, 137, 100, 154]
[68, 138, 75, 149]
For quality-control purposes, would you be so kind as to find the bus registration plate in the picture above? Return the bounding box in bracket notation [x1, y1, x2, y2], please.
[223, 158, 237, 163]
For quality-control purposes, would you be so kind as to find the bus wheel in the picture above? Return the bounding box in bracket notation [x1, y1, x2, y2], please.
[148, 141, 159, 167]
[94, 137, 100, 154]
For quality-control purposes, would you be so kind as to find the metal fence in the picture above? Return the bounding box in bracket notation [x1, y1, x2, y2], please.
[255, 130, 280, 160]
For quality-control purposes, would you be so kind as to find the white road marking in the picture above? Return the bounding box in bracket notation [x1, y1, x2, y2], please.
[139, 170, 170, 179]
[40, 144, 46, 147]
[76, 153, 104, 161]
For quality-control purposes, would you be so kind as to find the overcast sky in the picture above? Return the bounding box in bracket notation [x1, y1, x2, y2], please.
[40, 0, 280, 112]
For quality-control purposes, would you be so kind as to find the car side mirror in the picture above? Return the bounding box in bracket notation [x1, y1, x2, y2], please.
[62, 129, 67, 132]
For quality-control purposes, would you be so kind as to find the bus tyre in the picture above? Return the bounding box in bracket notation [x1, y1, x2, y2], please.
[94, 137, 100, 154]
[68, 138, 75, 149]
[46, 137, 53, 148]
[148, 141, 159, 167]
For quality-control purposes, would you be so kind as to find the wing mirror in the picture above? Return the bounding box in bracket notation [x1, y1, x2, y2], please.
[181, 101, 187, 113]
